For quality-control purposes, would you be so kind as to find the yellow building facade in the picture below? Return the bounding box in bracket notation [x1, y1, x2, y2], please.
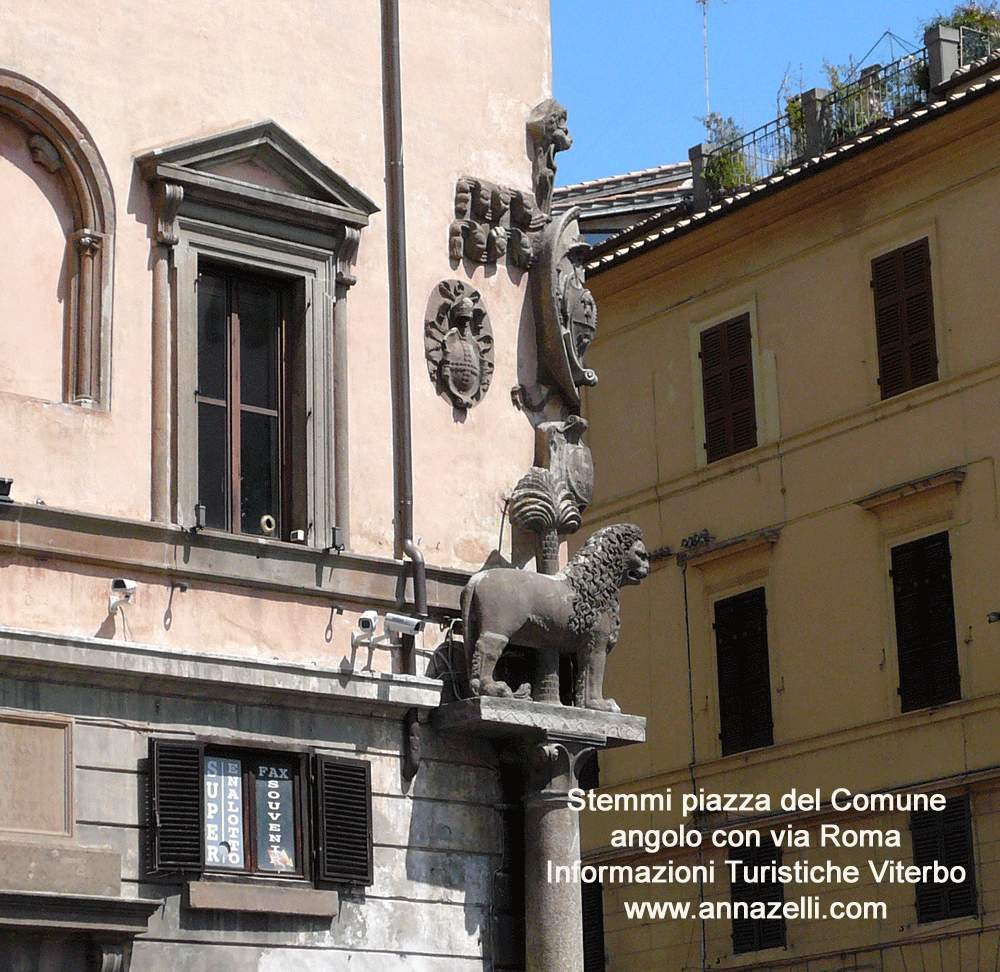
[579, 62, 1000, 971]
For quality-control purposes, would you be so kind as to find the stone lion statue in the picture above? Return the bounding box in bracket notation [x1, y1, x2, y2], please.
[461, 524, 648, 711]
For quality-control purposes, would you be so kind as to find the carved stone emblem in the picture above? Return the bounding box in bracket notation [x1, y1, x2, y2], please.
[535, 415, 594, 512]
[449, 177, 547, 270]
[424, 280, 494, 411]
[531, 206, 598, 411]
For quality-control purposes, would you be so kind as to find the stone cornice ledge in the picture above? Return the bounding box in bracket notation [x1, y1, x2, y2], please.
[855, 466, 966, 512]
[434, 697, 646, 748]
[0, 888, 161, 933]
[0, 626, 443, 716]
[677, 525, 782, 568]
[0, 502, 470, 617]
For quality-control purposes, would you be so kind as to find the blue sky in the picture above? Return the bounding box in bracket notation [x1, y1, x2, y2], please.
[550, 0, 951, 186]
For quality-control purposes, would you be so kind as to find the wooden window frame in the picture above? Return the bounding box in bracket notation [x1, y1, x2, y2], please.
[150, 739, 374, 888]
[729, 837, 786, 954]
[201, 747, 306, 878]
[713, 586, 775, 756]
[890, 531, 961, 713]
[911, 795, 977, 923]
[173, 222, 333, 547]
[872, 237, 938, 400]
[196, 263, 299, 540]
[139, 124, 379, 548]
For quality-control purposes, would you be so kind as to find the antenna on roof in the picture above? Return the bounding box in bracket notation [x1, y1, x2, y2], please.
[697, 0, 711, 118]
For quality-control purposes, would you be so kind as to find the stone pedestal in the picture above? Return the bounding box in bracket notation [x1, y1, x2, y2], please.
[435, 697, 645, 972]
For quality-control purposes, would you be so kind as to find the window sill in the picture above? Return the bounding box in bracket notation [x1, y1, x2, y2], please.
[187, 879, 338, 916]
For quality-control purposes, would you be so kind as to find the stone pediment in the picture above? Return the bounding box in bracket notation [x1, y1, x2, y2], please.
[137, 120, 378, 233]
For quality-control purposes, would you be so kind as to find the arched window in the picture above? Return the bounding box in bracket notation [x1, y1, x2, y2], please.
[0, 70, 115, 407]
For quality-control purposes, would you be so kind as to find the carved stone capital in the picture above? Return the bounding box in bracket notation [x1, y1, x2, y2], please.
[72, 229, 102, 256]
[152, 181, 184, 247]
[90, 941, 128, 972]
[509, 467, 580, 538]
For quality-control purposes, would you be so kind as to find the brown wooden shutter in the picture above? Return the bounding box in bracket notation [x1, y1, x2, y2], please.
[873, 238, 937, 399]
[912, 795, 976, 923]
[730, 838, 786, 954]
[314, 754, 373, 886]
[715, 588, 774, 756]
[891, 532, 960, 712]
[701, 314, 757, 462]
[150, 738, 204, 872]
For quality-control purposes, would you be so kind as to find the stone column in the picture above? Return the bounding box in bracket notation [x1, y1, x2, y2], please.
[433, 698, 646, 972]
[70, 229, 102, 406]
[523, 738, 592, 972]
[149, 182, 183, 524]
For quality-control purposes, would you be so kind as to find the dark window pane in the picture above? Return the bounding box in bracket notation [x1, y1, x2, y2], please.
[891, 532, 960, 712]
[239, 280, 280, 411]
[730, 838, 785, 953]
[912, 796, 976, 923]
[715, 588, 773, 755]
[198, 275, 228, 402]
[240, 410, 279, 536]
[198, 402, 228, 529]
[254, 759, 298, 873]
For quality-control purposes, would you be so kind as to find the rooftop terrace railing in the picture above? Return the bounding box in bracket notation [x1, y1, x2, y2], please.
[820, 50, 930, 147]
[959, 24, 1000, 64]
[689, 26, 1000, 212]
[700, 49, 930, 204]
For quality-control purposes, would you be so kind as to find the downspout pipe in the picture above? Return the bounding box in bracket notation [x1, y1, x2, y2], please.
[381, 0, 426, 678]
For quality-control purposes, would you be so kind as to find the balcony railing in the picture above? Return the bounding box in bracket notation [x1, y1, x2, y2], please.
[959, 24, 1000, 65]
[820, 50, 930, 146]
[702, 49, 929, 203]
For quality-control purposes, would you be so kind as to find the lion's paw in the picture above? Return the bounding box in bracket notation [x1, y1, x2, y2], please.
[481, 679, 514, 698]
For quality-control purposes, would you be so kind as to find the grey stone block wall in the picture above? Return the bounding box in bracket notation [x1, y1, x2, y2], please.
[0, 650, 502, 971]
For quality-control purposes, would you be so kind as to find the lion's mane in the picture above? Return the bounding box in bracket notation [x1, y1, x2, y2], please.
[559, 523, 644, 638]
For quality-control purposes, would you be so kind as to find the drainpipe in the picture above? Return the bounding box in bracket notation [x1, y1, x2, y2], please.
[381, 0, 426, 660]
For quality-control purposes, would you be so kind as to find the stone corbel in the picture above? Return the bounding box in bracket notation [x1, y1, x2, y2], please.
[152, 181, 184, 247]
[336, 226, 362, 293]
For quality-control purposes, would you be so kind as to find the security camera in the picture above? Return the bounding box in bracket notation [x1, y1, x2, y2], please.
[384, 612, 425, 636]
[357, 610, 379, 633]
[109, 578, 137, 615]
